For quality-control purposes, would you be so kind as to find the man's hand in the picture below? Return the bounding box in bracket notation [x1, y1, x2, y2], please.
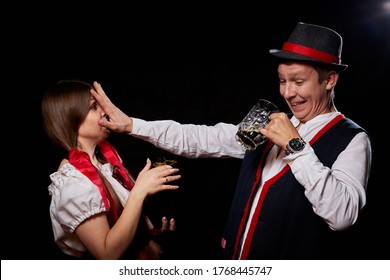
[90, 81, 134, 133]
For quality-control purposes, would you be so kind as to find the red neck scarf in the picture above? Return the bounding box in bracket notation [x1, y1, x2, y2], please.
[68, 141, 156, 259]
[68, 140, 133, 220]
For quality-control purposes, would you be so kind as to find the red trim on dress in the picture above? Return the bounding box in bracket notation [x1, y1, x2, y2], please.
[68, 140, 134, 221]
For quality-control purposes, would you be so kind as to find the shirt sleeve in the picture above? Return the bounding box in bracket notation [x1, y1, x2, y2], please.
[130, 118, 246, 159]
[286, 132, 371, 231]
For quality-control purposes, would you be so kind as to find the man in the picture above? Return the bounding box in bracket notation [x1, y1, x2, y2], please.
[91, 22, 372, 259]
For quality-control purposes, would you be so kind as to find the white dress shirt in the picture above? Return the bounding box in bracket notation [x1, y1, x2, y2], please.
[131, 112, 371, 233]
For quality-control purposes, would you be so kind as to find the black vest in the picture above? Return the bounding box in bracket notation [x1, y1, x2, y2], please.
[220, 116, 365, 259]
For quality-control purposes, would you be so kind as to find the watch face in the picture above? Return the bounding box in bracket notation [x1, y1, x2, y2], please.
[289, 138, 305, 152]
[290, 138, 302, 150]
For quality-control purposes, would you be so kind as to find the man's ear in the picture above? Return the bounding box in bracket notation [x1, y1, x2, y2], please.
[326, 71, 338, 90]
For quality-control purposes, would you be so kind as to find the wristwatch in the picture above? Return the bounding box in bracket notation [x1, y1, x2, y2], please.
[285, 138, 306, 156]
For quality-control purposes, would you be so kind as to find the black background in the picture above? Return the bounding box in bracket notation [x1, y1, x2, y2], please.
[4, 0, 389, 260]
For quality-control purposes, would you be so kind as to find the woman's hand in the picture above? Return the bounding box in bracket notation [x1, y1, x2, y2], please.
[144, 215, 176, 258]
[145, 215, 176, 235]
[133, 158, 180, 198]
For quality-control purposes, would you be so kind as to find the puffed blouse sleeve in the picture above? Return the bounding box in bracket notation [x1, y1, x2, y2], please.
[48, 163, 106, 257]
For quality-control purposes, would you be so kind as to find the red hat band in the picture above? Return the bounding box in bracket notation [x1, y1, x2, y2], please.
[282, 42, 340, 64]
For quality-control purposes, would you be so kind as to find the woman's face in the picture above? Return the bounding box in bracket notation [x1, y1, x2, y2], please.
[78, 95, 110, 146]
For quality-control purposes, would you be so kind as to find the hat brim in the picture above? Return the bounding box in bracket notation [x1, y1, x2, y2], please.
[269, 49, 348, 72]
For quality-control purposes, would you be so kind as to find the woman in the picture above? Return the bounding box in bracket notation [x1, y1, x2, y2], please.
[41, 80, 181, 259]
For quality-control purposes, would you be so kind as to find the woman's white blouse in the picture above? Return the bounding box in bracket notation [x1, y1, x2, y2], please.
[48, 162, 130, 257]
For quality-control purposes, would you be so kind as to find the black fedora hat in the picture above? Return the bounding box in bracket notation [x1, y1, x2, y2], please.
[269, 22, 348, 72]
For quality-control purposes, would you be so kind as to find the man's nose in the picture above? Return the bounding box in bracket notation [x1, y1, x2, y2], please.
[282, 83, 296, 98]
